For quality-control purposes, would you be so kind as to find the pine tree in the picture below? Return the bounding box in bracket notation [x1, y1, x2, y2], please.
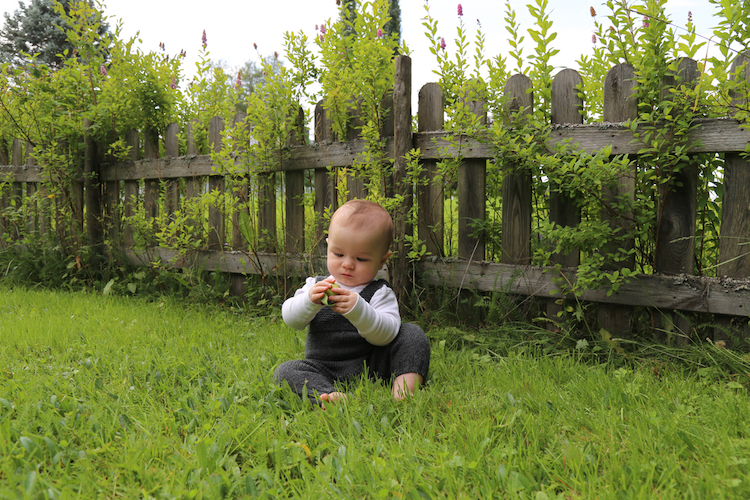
[384, 0, 401, 45]
[0, 0, 109, 69]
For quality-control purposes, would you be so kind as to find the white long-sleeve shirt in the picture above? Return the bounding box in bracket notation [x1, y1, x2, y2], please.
[282, 276, 401, 346]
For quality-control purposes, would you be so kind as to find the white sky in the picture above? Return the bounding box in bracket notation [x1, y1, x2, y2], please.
[0, 0, 726, 106]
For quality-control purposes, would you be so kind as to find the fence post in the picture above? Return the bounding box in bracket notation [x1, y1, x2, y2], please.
[208, 116, 225, 251]
[346, 102, 366, 200]
[285, 106, 306, 255]
[500, 74, 532, 265]
[123, 129, 140, 247]
[548, 69, 584, 330]
[381, 90, 395, 200]
[654, 57, 700, 343]
[390, 54, 412, 305]
[83, 118, 103, 253]
[314, 100, 336, 257]
[598, 63, 637, 338]
[417, 82, 445, 258]
[716, 51, 750, 346]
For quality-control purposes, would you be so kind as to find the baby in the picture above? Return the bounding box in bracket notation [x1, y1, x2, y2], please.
[274, 199, 431, 406]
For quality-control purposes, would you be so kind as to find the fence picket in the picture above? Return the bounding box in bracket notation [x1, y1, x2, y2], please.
[717, 52, 750, 346]
[417, 83, 445, 258]
[500, 74, 532, 265]
[164, 122, 180, 216]
[548, 69, 584, 331]
[654, 58, 701, 342]
[598, 63, 637, 339]
[208, 116, 225, 250]
[285, 106, 306, 255]
[314, 100, 336, 257]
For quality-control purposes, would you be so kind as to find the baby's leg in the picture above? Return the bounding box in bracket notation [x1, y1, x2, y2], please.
[393, 372, 423, 400]
[273, 359, 335, 405]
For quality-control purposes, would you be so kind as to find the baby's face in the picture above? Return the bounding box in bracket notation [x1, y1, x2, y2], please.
[326, 221, 391, 288]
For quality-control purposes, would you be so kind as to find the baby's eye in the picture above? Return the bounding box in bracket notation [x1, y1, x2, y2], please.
[333, 253, 343, 258]
[357, 257, 369, 262]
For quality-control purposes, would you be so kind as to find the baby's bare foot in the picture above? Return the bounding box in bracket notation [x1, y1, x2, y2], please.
[319, 392, 348, 410]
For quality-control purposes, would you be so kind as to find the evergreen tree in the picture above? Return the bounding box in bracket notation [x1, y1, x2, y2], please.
[384, 0, 401, 45]
[0, 0, 109, 69]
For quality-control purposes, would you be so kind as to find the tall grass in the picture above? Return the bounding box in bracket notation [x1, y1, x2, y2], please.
[0, 286, 749, 499]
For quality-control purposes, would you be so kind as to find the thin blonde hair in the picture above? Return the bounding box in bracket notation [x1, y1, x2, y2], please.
[329, 200, 394, 252]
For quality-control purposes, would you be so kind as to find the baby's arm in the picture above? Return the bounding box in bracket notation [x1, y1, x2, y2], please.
[282, 277, 325, 330]
[342, 287, 400, 345]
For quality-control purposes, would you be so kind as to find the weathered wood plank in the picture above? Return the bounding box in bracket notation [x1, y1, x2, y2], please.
[314, 100, 336, 256]
[599, 63, 637, 338]
[208, 117, 225, 250]
[417, 260, 750, 317]
[85, 118, 750, 182]
[500, 74, 532, 265]
[654, 58, 701, 341]
[390, 55, 413, 304]
[417, 82, 445, 258]
[122, 245, 750, 318]
[285, 106, 306, 255]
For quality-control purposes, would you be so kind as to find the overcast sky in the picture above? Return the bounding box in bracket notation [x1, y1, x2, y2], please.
[0, 0, 727, 105]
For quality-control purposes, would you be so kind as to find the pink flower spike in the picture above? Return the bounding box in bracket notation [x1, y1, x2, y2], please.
[592, 34, 597, 44]
[235, 71, 241, 89]
[457, 3, 463, 16]
[202, 29, 207, 48]
[377, 28, 383, 38]
[320, 34, 324, 42]
[321, 24, 326, 34]
[253, 43, 258, 50]
[170, 77, 177, 89]
[440, 37, 446, 50]
[100, 65, 107, 76]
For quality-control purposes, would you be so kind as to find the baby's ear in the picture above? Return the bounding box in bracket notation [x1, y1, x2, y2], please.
[381, 250, 393, 264]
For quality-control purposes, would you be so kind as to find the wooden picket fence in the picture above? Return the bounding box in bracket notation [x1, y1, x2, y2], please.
[2, 54, 750, 342]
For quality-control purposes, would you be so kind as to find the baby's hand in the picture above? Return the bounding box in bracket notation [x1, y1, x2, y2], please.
[324, 287, 357, 315]
[309, 277, 337, 305]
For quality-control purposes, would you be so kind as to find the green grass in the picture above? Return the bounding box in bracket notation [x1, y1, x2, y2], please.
[1, 287, 750, 499]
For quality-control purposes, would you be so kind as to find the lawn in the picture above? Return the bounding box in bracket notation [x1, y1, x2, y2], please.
[1, 286, 749, 499]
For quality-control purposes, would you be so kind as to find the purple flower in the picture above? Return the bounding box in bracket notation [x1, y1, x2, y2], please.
[253, 43, 258, 50]
[440, 37, 446, 50]
[687, 11, 692, 23]
[202, 29, 207, 48]
[642, 16, 649, 28]
[235, 72, 241, 89]
[592, 34, 597, 44]
[377, 28, 383, 38]
[170, 77, 177, 89]
[320, 24, 326, 34]
[457, 3, 463, 16]
[100, 64, 107, 76]
[320, 34, 324, 42]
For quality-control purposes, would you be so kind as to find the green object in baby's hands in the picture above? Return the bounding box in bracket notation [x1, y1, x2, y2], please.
[321, 282, 340, 306]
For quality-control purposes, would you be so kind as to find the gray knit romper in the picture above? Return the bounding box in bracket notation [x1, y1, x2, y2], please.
[274, 278, 431, 404]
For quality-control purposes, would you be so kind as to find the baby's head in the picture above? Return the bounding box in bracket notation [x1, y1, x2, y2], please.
[326, 200, 393, 287]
